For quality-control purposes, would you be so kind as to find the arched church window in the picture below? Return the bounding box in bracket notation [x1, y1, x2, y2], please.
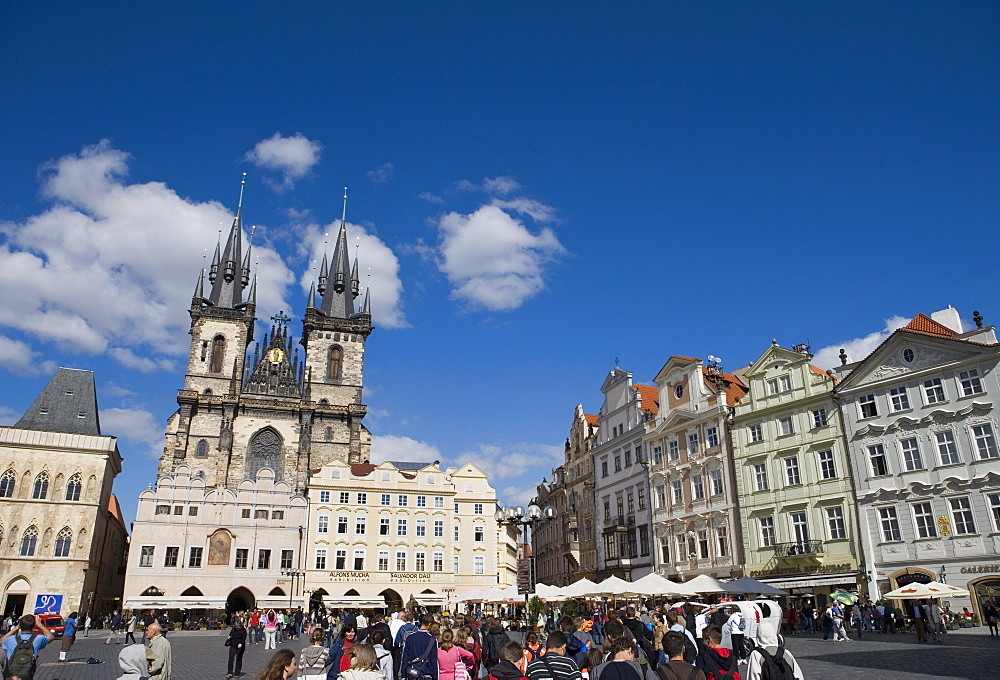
[325, 427, 333, 442]
[327, 346, 342, 380]
[210, 335, 226, 374]
[20, 526, 38, 556]
[0, 469, 15, 498]
[196, 440, 209, 458]
[65, 474, 82, 501]
[247, 429, 283, 480]
[203, 388, 213, 395]
[32, 472, 49, 500]
[54, 527, 72, 557]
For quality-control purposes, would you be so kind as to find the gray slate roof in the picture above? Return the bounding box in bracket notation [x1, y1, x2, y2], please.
[14, 368, 101, 435]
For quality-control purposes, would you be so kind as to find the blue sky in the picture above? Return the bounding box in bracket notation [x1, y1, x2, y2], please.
[1, 2, 997, 524]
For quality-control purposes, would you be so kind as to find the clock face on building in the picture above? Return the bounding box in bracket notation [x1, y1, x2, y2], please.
[265, 348, 285, 364]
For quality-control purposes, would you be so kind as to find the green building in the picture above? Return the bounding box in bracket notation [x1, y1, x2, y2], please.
[731, 343, 863, 603]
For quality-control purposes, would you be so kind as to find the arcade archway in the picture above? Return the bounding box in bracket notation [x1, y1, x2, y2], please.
[226, 587, 255, 615]
[969, 576, 1000, 623]
[380, 588, 403, 612]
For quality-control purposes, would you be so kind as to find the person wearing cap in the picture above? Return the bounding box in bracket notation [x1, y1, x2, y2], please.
[744, 621, 803, 680]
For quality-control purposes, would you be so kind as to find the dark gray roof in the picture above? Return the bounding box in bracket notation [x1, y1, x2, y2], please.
[390, 461, 436, 471]
[14, 368, 101, 435]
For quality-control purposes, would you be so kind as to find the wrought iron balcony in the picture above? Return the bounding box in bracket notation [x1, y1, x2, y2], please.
[773, 540, 824, 557]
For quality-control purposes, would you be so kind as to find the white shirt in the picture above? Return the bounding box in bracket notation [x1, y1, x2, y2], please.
[725, 612, 745, 636]
[389, 617, 406, 641]
[745, 646, 804, 680]
[357, 613, 368, 629]
[695, 613, 709, 638]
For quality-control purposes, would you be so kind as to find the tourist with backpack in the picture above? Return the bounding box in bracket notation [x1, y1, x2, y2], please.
[1, 614, 55, 680]
[488, 640, 528, 680]
[525, 632, 582, 680]
[399, 614, 438, 680]
[483, 618, 512, 670]
[656, 632, 706, 680]
[743, 622, 802, 680]
[589, 636, 656, 680]
[723, 609, 746, 665]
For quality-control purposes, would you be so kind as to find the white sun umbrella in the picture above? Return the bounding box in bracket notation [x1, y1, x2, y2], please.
[593, 575, 638, 597]
[884, 581, 969, 599]
[684, 574, 729, 594]
[563, 578, 599, 599]
[727, 576, 788, 597]
[455, 588, 488, 602]
[923, 581, 970, 597]
[631, 573, 697, 598]
[535, 583, 569, 601]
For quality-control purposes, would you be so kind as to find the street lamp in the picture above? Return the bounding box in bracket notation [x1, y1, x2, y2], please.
[281, 568, 306, 610]
[495, 503, 557, 624]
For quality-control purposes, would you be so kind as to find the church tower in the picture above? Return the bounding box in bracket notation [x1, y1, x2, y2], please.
[157, 180, 371, 492]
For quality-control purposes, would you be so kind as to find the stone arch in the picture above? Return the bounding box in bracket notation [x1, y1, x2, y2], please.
[344, 588, 360, 596]
[309, 588, 328, 610]
[247, 428, 284, 481]
[268, 587, 285, 596]
[226, 586, 255, 615]
[141, 586, 164, 596]
[65, 473, 83, 501]
[887, 566, 935, 590]
[181, 586, 204, 596]
[968, 575, 1000, 622]
[379, 588, 403, 612]
[327, 345, 343, 380]
[0, 469, 15, 498]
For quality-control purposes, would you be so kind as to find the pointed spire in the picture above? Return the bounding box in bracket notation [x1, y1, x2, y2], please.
[247, 274, 257, 306]
[362, 287, 371, 315]
[318, 187, 357, 318]
[207, 174, 249, 309]
[241, 225, 254, 287]
[317, 253, 329, 296]
[351, 256, 360, 299]
[306, 281, 316, 309]
[209, 242, 221, 283]
[193, 269, 206, 301]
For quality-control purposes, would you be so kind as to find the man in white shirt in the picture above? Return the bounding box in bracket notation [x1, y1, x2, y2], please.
[724, 608, 746, 664]
[695, 606, 715, 651]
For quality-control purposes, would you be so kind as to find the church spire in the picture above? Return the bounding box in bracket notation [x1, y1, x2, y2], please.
[208, 173, 249, 309]
[318, 187, 356, 318]
[192, 269, 205, 302]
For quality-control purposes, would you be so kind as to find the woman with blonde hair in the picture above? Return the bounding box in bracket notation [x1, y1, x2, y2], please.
[437, 628, 475, 680]
[338, 643, 387, 680]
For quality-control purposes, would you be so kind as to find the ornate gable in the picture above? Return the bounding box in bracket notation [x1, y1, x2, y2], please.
[846, 332, 982, 389]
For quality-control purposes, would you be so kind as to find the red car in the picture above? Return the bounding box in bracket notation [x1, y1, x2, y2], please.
[33, 615, 64, 636]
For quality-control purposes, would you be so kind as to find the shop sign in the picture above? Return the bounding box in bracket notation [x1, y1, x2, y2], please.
[390, 572, 432, 582]
[35, 594, 62, 614]
[749, 563, 852, 578]
[326, 571, 371, 582]
[960, 565, 1000, 574]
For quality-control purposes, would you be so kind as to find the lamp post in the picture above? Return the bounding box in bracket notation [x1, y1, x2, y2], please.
[495, 503, 557, 625]
[281, 568, 306, 610]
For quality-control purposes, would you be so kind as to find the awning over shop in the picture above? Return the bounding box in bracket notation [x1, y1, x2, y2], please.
[319, 596, 387, 608]
[760, 573, 859, 589]
[414, 595, 448, 606]
[124, 598, 226, 609]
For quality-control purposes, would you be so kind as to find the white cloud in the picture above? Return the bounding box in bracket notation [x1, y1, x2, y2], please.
[457, 441, 564, 484]
[366, 162, 394, 184]
[107, 347, 176, 373]
[490, 197, 558, 223]
[0, 141, 295, 372]
[245, 133, 323, 191]
[370, 434, 443, 465]
[99, 406, 163, 458]
[812, 315, 911, 369]
[498, 484, 538, 508]
[0, 333, 56, 375]
[418, 192, 444, 204]
[435, 205, 565, 311]
[102, 381, 137, 398]
[481, 176, 521, 196]
[0, 406, 18, 426]
[298, 221, 408, 329]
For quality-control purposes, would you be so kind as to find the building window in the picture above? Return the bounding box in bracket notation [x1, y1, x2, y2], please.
[716, 526, 729, 556]
[785, 457, 801, 486]
[760, 517, 775, 548]
[750, 425, 763, 443]
[397, 494, 408, 507]
[353, 550, 365, 571]
[901, 438, 924, 471]
[627, 493, 635, 513]
[868, 444, 889, 477]
[692, 474, 705, 500]
[397, 519, 407, 536]
[890, 387, 910, 411]
[235, 548, 248, 569]
[156, 505, 171, 516]
[767, 378, 780, 395]
[790, 511, 810, 548]
[434, 496, 444, 508]
[416, 519, 426, 537]
[65, 473, 82, 501]
[688, 433, 699, 455]
[949, 497, 976, 535]
[474, 502, 483, 515]
[434, 520, 444, 537]
[454, 525, 461, 542]
[601, 460, 608, 477]
[417, 495, 427, 508]
[325, 427, 333, 441]
[315, 549, 327, 570]
[257, 549, 271, 570]
[826, 507, 846, 540]
[337, 516, 348, 534]
[335, 550, 347, 570]
[973, 424, 999, 459]
[317, 516, 329, 534]
[859, 394, 878, 419]
[269, 509, 283, 520]
[779, 417, 794, 436]
[32, 472, 49, 500]
[697, 530, 710, 559]
[655, 486, 666, 508]
[614, 455, 622, 472]
[878, 507, 902, 542]
[433, 552, 444, 572]
[338, 491, 349, 504]
[356, 492, 367, 505]
[668, 440, 680, 460]
[210, 335, 226, 373]
[913, 502, 937, 538]
[710, 469, 724, 495]
[754, 463, 769, 491]
[415, 551, 426, 572]
[674, 534, 685, 561]
[454, 556, 460, 574]
[617, 496, 624, 517]
[0, 469, 15, 498]
[936, 431, 961, 465]
[195, 440, 208, 458]
[332, 469, 342, 479]
[53, 527, 72, 557]
[960, 369, 984, 396]
[924, 378, 946, 404]
[812, 409, 828, 428]
[624, 449, 632, 467]
[381, 493, 391, 506]
[327, 346, 342, 380]
[653, 446, 663, 464]
[637, 489, 646, 510]
[780, 375, 792, 391]
[319, 491, 330, 503]
[378, 551, 389, 571]
[639, 525, 650, 556]
[671, 480, 683, 505]
[188, 507, 198, 516]
[818, 450, 836, 479]
[164, 546, 179, 568]
[253, 509, 268, 520]
[188, 546, 203, 568]
[604, 500, 611, 519]
[474, 555, 485, 575]
[355, 517, 366, 534]
[174, 505, 184, 516]
[280, 550, 293, 569]
[396, 551, 406, 571]
[988, 493, 1000, 531]
[707, 427, 719, 448]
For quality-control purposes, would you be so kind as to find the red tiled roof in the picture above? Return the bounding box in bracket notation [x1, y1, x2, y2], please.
[811, 364, 838, 385]
[584, 414, 599, 426]
[108, 494, 123, 522]
[350, 463, 376, 477]
[671, 355, 701, 363]
[634, 384, 660, 414]
[701, 367, 749, 406]
[904, 313, 958, 337]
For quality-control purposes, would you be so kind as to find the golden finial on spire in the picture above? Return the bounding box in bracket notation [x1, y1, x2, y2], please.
[342, 187, 348, 223]
[238, 172, 247, 212]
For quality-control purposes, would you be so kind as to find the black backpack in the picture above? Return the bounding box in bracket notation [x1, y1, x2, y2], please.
[8, 633, 38, 680]
[754, 645, 794, 680]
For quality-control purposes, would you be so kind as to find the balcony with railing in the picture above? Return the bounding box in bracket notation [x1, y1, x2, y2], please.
[773, 540, 824, 558]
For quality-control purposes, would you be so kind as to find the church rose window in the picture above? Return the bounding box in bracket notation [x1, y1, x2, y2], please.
[248, 429, 283, 480]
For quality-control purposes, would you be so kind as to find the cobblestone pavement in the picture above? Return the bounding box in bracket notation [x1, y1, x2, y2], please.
[26, 627, 1000, 680]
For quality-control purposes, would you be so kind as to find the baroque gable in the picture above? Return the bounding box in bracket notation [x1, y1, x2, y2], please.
[841, 331, 986, 391]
